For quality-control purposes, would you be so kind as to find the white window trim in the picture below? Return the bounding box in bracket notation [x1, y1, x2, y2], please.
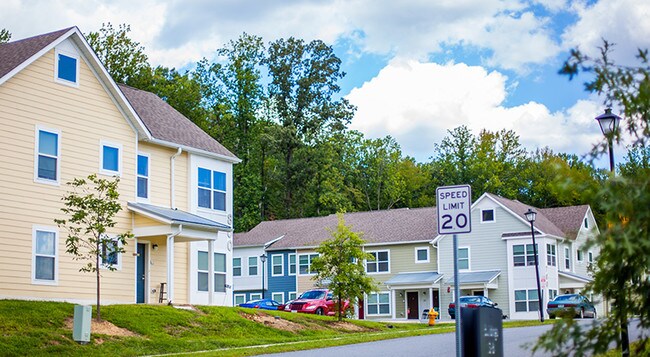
[34, 125, 61, 186]
[458, 246, 470, 271]
[288, 291, 297, 300]
[588, 251, 594, 264]
[32, 226, 59, 285]
[288, 253, 297, 276]
[298, 253, 319, 276]
[249, 293, 262, 301]
[366, 250, 391, 274]
[99, 140, 123, 176]
[271, 254, 284, 277]
[366, 291, 391, 316]
[233, 257, 242, 277]
[577, 248, 584, 263]
[136, 152, 150, 202]
[480, 208, 496, 223]
[414, 247, 430, 264]
[546, 243, 557, 267]
[234, 294, 246, 306]
[196, 167, 227, 213]
[272, 292, 284, 304]
[100, 236, 122, 270]
[564, 246, 571, 271]
[54, 48, 80, 87]
[248, 256, 258, 276]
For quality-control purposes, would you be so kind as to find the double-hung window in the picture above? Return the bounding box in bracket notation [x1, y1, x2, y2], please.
[248, 256, 258, 276]
[366, 251, 389, 273]
[288, 254, 296, 275]
[564, 247, 571, 270]
[233, 257, 242, 277]
[33, 228, 57, 283]
[577, 249, 584, 262]
[198, 168, 226, 211]
[271, 254, 283, 276]
[100, 142, 121, 176]
[514, 289, 539, 312]
[458, 248, 470, 270]
[137, 154, 149, 199]
[55, 50, 79, 85]
[513, 244, 537, 267]
[367, 292, 390, 315]
[197, 251, 226, 292]
[36, 128, 60, 182]
[546, 244, 557, 266]
[298, 253, 318, 275]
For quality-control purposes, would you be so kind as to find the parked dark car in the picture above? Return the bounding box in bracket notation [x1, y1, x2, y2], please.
[238, 299, 281, 310]
[547, 294, 596, 319]
[448, 296, 499, 319]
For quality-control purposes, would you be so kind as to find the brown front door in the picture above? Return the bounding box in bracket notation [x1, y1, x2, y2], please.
[358, 298, 364, 319]
[407, 292, 419, 319]
[432, 290, 439, 311]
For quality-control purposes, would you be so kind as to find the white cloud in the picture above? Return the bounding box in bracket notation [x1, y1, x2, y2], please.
[347, 60, 602, 161]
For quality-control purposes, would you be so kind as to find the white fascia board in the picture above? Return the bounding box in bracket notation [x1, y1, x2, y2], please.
[147, 138, 241, 164]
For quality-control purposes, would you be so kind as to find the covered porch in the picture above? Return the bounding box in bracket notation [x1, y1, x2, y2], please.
[128, 202, 232, 305]
[384, 272, 443, 321]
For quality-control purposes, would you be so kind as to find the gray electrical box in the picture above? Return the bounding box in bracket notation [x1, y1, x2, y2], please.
[73, 305, 92, 343]
[461, 306, 503, 357]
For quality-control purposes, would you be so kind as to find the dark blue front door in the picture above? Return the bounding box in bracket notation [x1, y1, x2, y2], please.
[136, 243, 146, 303]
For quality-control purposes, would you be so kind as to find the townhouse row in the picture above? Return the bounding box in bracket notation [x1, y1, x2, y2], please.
[233, 193, 603, 321]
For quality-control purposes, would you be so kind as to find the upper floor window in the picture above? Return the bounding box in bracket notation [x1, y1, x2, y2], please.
[584, 218, 588, 229]
[100, 142, 121, 176]
[577, 249, 584, 262]
[298, 253, 318, 275]
[33, 228, 57, 283]
[288, 254, 296, 275]
[137, 154, 149, 199]
[564, 247, 571, 270]
[55, 51, 79, 85]
[233, 257, 242, 277]
[458, 247, 470, 270]
[198, 168, 226, 211]
[367, 251, 389, 273]
[36, 128, 59, 183]
[513, 244, 537, 267]
[415, 247, 429, 263]
[271, 254, 284, 276]
[481, 209, 495, 222]
[248, 256, 258, 276]
[588, 251, 594, 265]
[546, 244, 557, 267]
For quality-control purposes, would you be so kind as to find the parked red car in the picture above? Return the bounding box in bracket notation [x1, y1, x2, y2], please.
[285, 289, 350, 316]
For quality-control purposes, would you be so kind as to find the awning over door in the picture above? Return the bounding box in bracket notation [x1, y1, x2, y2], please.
[385, 272, 443, 289]
[559, 271, 591, 289]
[445, 270, 501, 289]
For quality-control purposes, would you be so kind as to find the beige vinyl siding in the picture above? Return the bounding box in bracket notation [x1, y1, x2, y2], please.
[0, 49, 137, 303]
[378, 243, 437, 274]
[137, 142, 189, 210]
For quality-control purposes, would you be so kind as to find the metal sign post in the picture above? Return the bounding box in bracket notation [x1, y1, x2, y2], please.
[436, 185, 472, 357]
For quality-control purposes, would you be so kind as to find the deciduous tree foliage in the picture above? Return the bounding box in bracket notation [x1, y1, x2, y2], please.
[54, 175, 133, 321]
[0, 29, 11, 44]
[311, 213, 377, 321]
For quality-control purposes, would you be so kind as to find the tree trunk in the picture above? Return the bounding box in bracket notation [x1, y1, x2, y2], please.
[96, 240, 101, 321]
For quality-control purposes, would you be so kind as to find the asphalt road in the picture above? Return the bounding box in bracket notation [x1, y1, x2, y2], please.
[258, 319, 644, 357]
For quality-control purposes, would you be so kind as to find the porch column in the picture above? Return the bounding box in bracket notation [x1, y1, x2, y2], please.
[429, 287, 433, 309]
[208, 240, 214, 305]
[391, 289, 396, 319]
[166, 235, 175, 303]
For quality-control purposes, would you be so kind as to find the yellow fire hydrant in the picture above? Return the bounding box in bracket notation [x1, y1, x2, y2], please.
[428, 309, 439, 326]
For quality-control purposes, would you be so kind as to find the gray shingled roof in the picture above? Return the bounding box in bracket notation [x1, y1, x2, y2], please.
[119, 84, 238, 160]
[445, 270, 501, 285]
[128, 202, 231, 230]
[489, 194, 566, 238]
[0, 27, 73, 79]
[385, 272, 443, 286]
[234, 207, 438, 249]
[539, 205, 589, 240]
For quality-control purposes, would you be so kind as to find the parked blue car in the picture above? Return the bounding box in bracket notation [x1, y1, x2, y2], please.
[238, 299, 281, 310]
[547, 294, 596, 319]
[448, 296, 499, 319]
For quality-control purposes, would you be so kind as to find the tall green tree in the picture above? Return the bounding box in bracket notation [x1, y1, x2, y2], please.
[0, 29, 11, 44]
[54, 175, 133, 321]
[311, 213, 377, 321]
[535, 41, 650, 357]
[356, 136, 408, 210]
[86, 23, 149, 84]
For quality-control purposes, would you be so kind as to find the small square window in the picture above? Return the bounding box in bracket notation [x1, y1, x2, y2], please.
[57, 53, 78, 84]
[100, 142, 121, 175]
[416, 248, 429, 263]
[481, 209, 495, 222]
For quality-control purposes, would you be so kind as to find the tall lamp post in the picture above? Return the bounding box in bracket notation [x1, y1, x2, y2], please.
[260, 253, 267, 299]
[525, 208, 544, 322]
[595, 108, 628, 357]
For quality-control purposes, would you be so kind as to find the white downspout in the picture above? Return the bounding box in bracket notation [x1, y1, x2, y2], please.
[170, 147, 182, 209]
[167, 224, 183, 305]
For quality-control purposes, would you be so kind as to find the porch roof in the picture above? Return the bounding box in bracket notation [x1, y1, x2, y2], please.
[385, 272, 443, 286]
[127, 202, 232, 231]
[559, 271, 592, 283]
[445, 270, 501, 285]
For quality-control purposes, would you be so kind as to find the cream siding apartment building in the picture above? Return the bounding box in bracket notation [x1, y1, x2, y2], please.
[0, 27, 239, 306]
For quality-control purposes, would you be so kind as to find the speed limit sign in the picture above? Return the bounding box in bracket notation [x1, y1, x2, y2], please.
[436, 185, 472, 234]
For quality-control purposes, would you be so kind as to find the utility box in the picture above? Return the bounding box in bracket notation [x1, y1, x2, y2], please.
[73, 305, 92, 344]
[461, 306, 503, 357]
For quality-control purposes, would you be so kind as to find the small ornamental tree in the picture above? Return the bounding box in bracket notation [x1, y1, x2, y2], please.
[54, 174, 133, 321]
[311, 213, 377, 321]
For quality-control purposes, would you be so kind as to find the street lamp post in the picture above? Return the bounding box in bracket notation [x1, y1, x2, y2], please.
[525, 208, 544, 322]
[260, 253, 267, 299]
[595, 108, 628, 357]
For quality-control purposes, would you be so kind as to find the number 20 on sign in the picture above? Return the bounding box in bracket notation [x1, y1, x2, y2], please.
[436, 185, 472, 234]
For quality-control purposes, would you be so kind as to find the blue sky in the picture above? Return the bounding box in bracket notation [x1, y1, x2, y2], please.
[2, 0, 649, 165]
